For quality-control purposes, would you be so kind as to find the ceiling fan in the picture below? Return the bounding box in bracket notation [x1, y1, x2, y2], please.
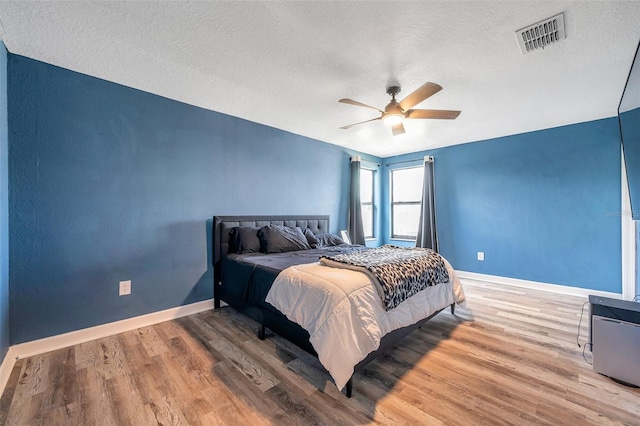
[339, 82, 461, 136]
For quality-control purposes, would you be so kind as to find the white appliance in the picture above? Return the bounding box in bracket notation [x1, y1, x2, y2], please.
[592, 315, 640, 387]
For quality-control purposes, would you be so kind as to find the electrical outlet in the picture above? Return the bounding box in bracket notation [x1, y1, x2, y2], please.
[119, 280, 131, 296]
[477, 252, 485, 261]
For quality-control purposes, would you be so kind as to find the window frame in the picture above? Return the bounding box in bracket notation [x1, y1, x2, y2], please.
[390, 166, 423, 240]
[360, 167, 375, 239]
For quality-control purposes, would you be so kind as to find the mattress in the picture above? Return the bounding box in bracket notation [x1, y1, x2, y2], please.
[220, 245, 364, 311]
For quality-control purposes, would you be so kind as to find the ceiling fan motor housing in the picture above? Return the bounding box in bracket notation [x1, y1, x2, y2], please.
[384, 100, 404, 116]
[385, 86, 405, 118]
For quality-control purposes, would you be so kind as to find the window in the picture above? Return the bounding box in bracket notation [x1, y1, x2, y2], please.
[391, 166, 423, 239]
[360, 168, 374, 238]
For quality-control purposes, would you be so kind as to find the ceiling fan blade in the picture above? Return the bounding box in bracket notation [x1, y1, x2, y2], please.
[339, 98, 384, 113]
[391, 122, 405, 136]
[339, 117, 381, 130]
[407, 109, 461, 120]
[398, 82, 442, 111]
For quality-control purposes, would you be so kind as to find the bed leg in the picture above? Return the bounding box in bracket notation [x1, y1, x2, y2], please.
[258, 324, 265, 340]
[345, 378, 353, 398]
[450, 304, 455, 315]
[214, 280, 221, 309]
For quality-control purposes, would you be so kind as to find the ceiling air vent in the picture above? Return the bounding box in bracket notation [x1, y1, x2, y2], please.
[516, 13, 566, 54]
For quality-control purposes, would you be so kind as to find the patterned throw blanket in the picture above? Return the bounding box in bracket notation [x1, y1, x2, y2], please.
[319, 245, 450, 311]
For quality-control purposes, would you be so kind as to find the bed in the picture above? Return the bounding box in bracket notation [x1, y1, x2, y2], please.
[213, 215, 465, 397]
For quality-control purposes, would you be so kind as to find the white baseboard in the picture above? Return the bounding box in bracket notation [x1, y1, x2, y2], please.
[456, 270, 622, 299]
[0, 346, 16, 397]
[0, 298, 215, 396]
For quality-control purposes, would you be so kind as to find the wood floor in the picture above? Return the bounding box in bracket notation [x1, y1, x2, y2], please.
[1, 280, 639, 425]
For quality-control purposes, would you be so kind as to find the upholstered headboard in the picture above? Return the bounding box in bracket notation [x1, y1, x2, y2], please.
[212, 215, 330, 273]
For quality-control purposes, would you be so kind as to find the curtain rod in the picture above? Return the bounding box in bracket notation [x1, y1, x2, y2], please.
[350, 156, 381, 167]
[385, 156, 433, 167]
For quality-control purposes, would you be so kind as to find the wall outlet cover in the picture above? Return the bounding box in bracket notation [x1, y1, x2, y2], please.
[477, 252, 485, 261]
[119, 280, 131, 296]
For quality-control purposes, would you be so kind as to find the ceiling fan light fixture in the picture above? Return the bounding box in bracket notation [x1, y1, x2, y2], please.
[383, 114, 404, 126]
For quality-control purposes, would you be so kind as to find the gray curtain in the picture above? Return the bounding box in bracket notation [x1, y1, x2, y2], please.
[348, 157, 366, 245]
[416, 157, 438, 251]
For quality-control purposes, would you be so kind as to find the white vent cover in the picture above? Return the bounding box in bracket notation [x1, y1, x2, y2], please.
[516, 13, 566, 54]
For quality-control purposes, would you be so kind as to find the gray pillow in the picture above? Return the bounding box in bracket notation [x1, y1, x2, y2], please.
[316, 233, 346, 247]
[302, 228, 319, 248]
[230, 227, 261, 253]
[258, 225, 311, 253]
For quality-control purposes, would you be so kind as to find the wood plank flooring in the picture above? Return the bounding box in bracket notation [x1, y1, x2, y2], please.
[1, 280, 639, 425]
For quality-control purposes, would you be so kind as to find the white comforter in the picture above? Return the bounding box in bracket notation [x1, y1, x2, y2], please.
[265, 258, 465, 390]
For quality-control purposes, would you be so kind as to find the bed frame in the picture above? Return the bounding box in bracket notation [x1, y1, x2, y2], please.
[213, 214, 453, 397]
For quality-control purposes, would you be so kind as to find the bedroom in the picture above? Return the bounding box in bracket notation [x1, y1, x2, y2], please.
[0, 1, 640, 424]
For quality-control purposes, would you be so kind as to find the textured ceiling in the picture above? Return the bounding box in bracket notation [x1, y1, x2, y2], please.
[0, 1, 639, 157]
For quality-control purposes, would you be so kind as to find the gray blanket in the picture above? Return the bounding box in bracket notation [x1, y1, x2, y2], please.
[320, 245, 450, 311]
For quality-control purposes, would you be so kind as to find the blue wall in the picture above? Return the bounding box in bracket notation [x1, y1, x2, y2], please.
[381, 119, 622, 293]
[619, 108, 640, 292]
[620, 107, 640, 294]
[621, 107, 640, 219]
[8, 54, 380, 344]
[0, 42, 9, 363]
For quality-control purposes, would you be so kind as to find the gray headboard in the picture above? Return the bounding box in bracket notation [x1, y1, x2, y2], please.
[212, 215, 330, 273]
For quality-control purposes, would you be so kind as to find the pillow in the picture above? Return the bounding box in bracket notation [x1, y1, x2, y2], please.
[229, 226, 261, 254]
[316, 232, 347, 247]
[302, 228, 319, 248]
[258, 225, 311, 253]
